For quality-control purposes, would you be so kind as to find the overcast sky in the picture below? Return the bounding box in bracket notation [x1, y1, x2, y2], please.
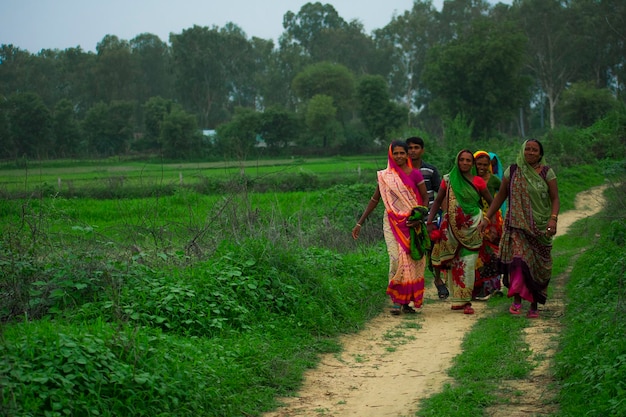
[2, 0, 512, 54]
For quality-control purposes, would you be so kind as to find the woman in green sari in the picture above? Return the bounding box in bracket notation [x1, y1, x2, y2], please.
[426, 150, 493, 315]
[485, 139, 560, 318]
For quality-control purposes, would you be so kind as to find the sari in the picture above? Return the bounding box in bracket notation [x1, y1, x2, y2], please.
[489, 152, 507, 215]
[431, 152, 485, 304]
[378, 146, 427, 308]
[473, 150, 503, 297]
[499, 141, 557, 305]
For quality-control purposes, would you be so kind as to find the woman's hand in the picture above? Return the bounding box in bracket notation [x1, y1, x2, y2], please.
[546, 219, 557, 236]
[479, 217, 490, 234]
[352, 224, 362, 240]
[406, 219, 419, 228]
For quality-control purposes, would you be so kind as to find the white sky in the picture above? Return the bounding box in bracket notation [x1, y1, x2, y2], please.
[1, 0, 511, 53]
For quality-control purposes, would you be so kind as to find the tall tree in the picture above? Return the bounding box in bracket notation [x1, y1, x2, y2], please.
[258, 107, 301, 150]
[56, 47, 97, 116]
[422, 18, 530, 138]
[94, 35, 137, 103]
[291, 62, 355, 125]
[515, 0, 581, 128]
[305, 94, 338, 148]
[374, 0, 439, 124]
[216, 107, 262, 160]
[52, 98, 81, 158]
[357, 75, 405, 142]
[160, 108, 200, 159]
[0, 45, 32, 98]
[171, 24, 255, 129]
[130, 33, 173, 105]
[568, 0, 626, 94]
[5, 92, 52, 158]
[82, 101, 134, 156]
[438, 0, 492, 41]
[281, 2, 347, 54]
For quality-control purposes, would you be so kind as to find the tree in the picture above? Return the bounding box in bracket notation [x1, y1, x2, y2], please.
[309, 21, 381, 75]
[568, 0, 626, 92]
[558, 82, 618, 127]
[258, 107, 301, 150]
[281, 2, 348, 53]
[0, 44, 32, 98]
[56, 47, 97, 116]
[438, 0, 492, 41]
[130, 33, 173, 106]
[357, 75, 405, 142]
[94, 35, 137, 103]
[305, 94, 338, 148]
[142, 96, 180, 151]
[515, 0, 581, 129]
[374, 0, 439, 122]
[422, 18, 530, 138]
[82, 101, 134, 156]
[0, 98, 12, 159]
[5, 92, 52, 158]
[292, 62, 355, 125]
[216, 107, 262, 160]
[171, 24, 256, 129]
[52, 98, 81, 158]
[160, 108, 200, 159]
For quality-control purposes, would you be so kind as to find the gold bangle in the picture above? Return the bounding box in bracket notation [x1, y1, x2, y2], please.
[550, 214, 558, 221]
[370, 198, 379, 203]
[356, 223, 362, 228]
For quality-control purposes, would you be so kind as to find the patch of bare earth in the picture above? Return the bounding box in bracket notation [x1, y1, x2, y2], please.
[263, 185, 607, 417]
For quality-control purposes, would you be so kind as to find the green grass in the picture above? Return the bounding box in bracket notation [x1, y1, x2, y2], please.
[0, 155, 387, 197]
[553, 205, 626, 417]
[416, 179, 626, 417]
[0, 160, 623, 416]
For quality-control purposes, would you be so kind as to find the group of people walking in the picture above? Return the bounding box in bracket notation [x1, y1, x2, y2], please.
[352, 138, 560, 319]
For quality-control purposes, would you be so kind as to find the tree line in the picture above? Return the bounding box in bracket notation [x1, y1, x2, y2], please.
[0, 0, 624, 160]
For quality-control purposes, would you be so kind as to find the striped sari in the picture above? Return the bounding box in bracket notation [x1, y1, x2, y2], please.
[377, 154, 426, 308]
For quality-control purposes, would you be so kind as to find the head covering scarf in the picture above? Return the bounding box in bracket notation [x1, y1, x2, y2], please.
[489, 152, 504, 180]
[475, 150, 505, 215]
[386, 144, 420, 199]
[447, 150, 480, 217]
[516, 139, 548, 191]
[378, 143, 420, 254]
[473, 150, 492, 173]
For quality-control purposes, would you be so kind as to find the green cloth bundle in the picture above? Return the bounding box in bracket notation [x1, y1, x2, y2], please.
[409, 205, 431, 260]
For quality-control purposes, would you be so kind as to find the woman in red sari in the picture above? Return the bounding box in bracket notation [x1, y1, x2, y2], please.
[352, 141, 429, 315]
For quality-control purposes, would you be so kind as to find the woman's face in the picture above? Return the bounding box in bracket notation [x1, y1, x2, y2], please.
[524, 141, 542, 166]
[392, 146, 409, 167]
[475, 156, 491, 178]
[458, 152, 474, 173]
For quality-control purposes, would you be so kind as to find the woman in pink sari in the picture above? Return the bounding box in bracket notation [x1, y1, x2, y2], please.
[352, 141, 429, 315]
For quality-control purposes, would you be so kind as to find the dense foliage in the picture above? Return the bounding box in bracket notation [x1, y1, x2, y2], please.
[1, 0, 625, 159]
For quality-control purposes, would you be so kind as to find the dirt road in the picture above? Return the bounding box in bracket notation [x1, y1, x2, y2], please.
[263, 185, 607, 417]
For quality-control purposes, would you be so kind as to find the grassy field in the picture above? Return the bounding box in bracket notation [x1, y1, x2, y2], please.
[0, 155, 389, 197]
[0, 154, 623, 416]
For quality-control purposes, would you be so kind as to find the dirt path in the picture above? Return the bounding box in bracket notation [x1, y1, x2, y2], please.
[263, 185, 607, 417]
